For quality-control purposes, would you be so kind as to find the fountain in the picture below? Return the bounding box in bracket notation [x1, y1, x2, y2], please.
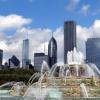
[0, 48, 100, 99]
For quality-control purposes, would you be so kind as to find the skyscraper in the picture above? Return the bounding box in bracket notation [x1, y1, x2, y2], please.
[48, 36, 57, 67]
[22, 39, 29, 68]
[64, 21, 77, 64]
[0, 49, 3, 65]
[9, 55, 20, 68]
[86, 38, 100, 69]
[34, 53, 48, 71]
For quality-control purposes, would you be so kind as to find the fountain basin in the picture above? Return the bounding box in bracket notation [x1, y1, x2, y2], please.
[47, 89, 62, 99]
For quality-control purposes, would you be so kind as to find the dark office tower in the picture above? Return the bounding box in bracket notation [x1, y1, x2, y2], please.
[86, 38, 100, 70]
[48, 36, 57, 67]
[64, 21, 77, 64]
[0, 49, 3, 65]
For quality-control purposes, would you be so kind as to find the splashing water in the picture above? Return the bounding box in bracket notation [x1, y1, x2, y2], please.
[80, 83, 89, 98]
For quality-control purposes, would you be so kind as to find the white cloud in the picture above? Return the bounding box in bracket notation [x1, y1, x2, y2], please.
[65, 0, 80, 11]
[77, 20, 100, 56]
[80, 4, 90, 16]
[0, 14, 32, 31]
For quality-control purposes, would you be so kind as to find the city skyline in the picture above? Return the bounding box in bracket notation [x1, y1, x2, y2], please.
[0, 0, 100, 64]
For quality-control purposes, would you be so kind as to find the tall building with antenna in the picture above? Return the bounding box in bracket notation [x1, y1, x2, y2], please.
[48, 35, 57, 67]
[22, 31, 30, 68]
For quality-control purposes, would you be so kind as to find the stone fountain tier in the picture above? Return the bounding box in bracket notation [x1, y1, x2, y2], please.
[10, 75, 100, 98]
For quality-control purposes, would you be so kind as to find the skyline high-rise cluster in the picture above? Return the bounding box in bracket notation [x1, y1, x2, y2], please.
[0, 20, 100, 70]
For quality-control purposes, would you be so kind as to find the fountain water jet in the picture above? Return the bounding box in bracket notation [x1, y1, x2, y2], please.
[80, 83, 89, 98]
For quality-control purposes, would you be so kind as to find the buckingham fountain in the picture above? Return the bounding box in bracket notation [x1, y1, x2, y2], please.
[0, 48, 100, 99]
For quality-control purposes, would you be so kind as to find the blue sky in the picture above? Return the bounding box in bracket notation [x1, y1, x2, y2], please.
[0, 0, 100, 30]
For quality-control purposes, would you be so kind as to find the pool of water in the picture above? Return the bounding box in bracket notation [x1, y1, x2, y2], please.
[0, 90, 100, 100]
[0, 90, 12, 97]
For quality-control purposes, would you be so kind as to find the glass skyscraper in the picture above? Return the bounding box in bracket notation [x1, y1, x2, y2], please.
[48, 36, 57, 67]
[22, 39, 29, 68]
[86, 38, 100, 69]
[64, 21, 77, 64]
[0, 49, 3, 65]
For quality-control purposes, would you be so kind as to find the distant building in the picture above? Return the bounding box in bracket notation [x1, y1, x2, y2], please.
[0, 49, 3, 65]
[64, 21, 77, 64]
[48, 36, 57, 68]
[86, 38, 100, 69]
[9, 55, 20, 68]
[34, 53, 48, 71]
[22, 39, 29, 69]
[4, 62, 9, 69]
